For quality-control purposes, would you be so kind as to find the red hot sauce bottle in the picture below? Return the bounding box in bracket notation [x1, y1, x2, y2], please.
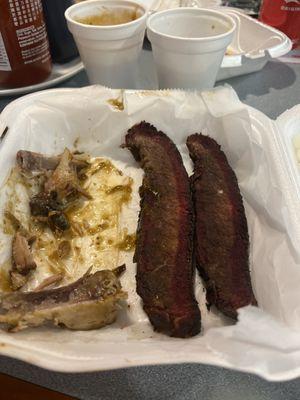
[0, 0, 52, 88]
[259, 0, 300, 50]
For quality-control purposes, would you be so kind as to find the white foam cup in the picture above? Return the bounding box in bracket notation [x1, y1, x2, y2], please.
[147, 8, 236, 90]
[65, 0, 147, 88]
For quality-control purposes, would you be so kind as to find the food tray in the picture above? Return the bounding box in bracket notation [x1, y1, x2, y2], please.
[0, 57, 84, 97]
[144, 0, 292, 80]
[1, 86, 300, 381]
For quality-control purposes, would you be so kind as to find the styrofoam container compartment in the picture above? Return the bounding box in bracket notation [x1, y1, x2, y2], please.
[218, 9, 292, 80]
[146, 0, 292, 80]
[2, 85, 300, 381]
[276, 106, 300, 201]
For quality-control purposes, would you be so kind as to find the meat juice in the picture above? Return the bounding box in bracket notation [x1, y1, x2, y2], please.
[0, 0, 52, 88]
[76, 9, 138, 26]
[259, 0, 300, 50]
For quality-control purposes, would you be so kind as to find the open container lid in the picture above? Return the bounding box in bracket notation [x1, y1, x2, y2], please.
[145, 0, 292, 80]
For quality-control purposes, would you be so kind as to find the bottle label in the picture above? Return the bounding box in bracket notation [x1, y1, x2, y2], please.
[16, 25, 50, 65]
[282, 0, 300, 10]
[9, 0, 51, 66]
[0, 33, 12, 71]
[281, 6, 300, 11]
[9, 0, 44, 28]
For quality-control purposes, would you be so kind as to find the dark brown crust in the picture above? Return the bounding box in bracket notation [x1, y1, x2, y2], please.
[187, 133, 256, 319]
[125, 122, 201, 338]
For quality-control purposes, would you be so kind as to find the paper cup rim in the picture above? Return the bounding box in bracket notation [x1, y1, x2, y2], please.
[65, 0, 147, 31]
[147, 7, 236, 42]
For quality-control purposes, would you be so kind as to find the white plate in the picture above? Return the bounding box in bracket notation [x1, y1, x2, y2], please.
[0, 57, 84, 97]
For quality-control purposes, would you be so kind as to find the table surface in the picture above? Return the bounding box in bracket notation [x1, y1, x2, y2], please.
[0, 49, 300, 400]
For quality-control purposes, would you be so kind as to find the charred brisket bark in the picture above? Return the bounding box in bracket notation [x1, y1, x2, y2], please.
[125, 122, 200, 338]
[187, 134, 256, 319]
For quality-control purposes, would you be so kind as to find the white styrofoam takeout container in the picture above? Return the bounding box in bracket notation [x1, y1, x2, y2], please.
[1, 85, 300, 381]
[277, 107, 300, 201]
[217, 8, 292, 80]
[144, 0, 292, 80]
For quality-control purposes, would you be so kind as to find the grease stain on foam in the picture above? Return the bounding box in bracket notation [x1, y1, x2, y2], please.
[0, 156, 135, 291]
[138, 90, 172, 97]
[0, 262, 12, 293]
[292, 133, 300, 164]
[107, 98, 124, 111]
[117, 230, 136, 252]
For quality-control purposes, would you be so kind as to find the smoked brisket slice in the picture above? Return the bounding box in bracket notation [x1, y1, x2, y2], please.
[187, 134, 256, 319]
[125, 122, 200, 337]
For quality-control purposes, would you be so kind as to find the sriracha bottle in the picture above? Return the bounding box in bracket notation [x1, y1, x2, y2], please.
[0, 0, 52, 88]
[259, 0, 300, 49]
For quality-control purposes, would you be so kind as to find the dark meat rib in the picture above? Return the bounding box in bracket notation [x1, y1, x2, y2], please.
[26, 149, 91, 233]
[17, 150, 89, 172]
[44, 148, 91, 200]
[29, 191, 70, 232]
[33, 273, 64, 291]
[187, 134, 256, 319]
[17, 150, 60, 171]
[12, 232, 36, 274]
[0, 266, 126, 331]
[11, 231, 37, 290]
[30, 191, 63, 217]
[125, 122, 200, 338]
